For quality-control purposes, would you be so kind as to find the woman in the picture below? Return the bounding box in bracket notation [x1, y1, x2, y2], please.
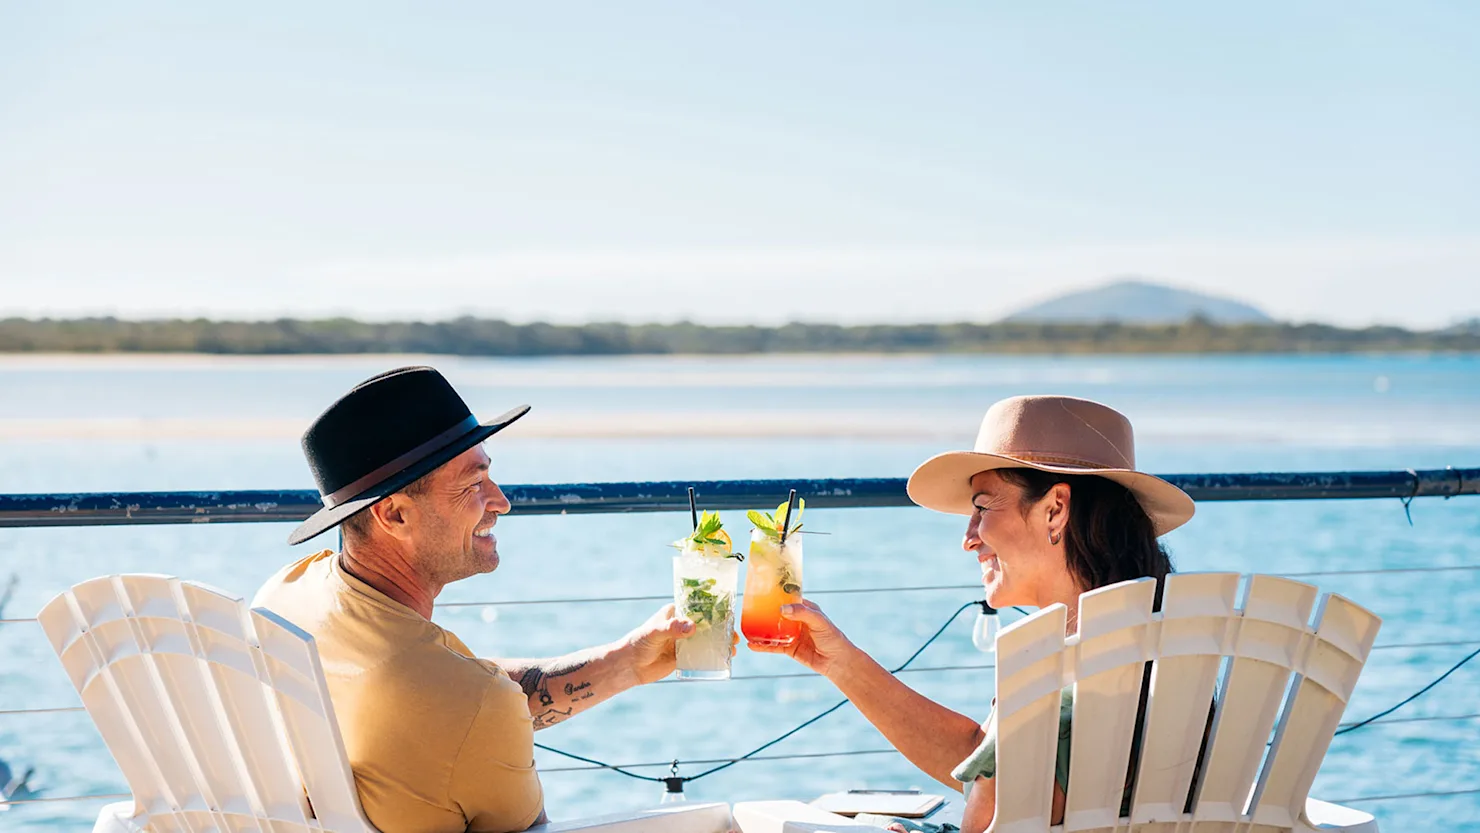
[750, 395, 1195, 832]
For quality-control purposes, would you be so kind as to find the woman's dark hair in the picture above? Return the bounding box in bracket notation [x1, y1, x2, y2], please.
[995, 468, 1174, 602]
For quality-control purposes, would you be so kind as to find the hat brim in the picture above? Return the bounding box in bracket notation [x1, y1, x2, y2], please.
[905, 450, 1194, 536]
[287, 404, 531, 546]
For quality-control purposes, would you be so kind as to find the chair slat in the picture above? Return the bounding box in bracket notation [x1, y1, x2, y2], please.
[79, 579, 206, 823]
[177, 581, 317, 827]
[1063, 579, 1155, 833]
[1249, 594, 1381, 830]
[994, 604, 1069, 833]
[1188, 656, 1290, 826]
[254, 608, 368, 830]
[1188, 575, 1317, 827]
[1125, 573, 1240, 828]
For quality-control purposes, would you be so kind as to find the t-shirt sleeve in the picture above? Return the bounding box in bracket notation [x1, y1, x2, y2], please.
[448, 675, 545, 833]
[952, 710, 997, 787]
[952, 690, 1074, 793]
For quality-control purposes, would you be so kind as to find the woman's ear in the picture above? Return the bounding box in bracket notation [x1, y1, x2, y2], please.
[1045, 481, 1072, 544]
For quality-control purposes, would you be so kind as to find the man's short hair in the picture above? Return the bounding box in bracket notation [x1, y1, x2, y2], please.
[339, 471, 436, 543]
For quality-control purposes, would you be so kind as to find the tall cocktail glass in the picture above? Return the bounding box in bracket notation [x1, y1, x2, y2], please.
[672, 539, 740, 680]
[740, 528, 803, 647]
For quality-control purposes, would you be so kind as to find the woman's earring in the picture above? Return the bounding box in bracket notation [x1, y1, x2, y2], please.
[1050, 531, 1062, 545]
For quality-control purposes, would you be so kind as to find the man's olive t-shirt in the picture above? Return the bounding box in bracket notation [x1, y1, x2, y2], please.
[254, 550, 544, 833]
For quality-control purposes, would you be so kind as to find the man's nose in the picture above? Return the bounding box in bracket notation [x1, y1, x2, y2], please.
[486, 481, 512, 514]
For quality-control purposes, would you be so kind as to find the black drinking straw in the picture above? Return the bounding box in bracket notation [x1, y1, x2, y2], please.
[688, 486, 699, 531]
[778, 488, 799, 547]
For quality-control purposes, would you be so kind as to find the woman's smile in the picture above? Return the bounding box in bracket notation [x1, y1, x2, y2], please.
[978, 552, 999, 584]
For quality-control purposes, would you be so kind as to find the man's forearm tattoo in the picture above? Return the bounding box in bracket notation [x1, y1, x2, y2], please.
[517, 667, 556, 706]
[544, 656, 592, 678]
[531, 708, 573, 730]
[517, 656, 594, 728]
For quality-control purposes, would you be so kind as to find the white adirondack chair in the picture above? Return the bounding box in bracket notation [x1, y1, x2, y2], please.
[736, 573, 1382, 833]
[39, 574, 732, 833]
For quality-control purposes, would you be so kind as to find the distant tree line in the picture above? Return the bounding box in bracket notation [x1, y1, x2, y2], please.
[1, 315, 1477, 355]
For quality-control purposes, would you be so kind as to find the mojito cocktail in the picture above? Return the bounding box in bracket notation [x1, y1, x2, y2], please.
[741, 499, 804, 647]
[672, 512, 740, 680]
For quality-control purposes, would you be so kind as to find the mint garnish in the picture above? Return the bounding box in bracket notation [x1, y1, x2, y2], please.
[688, 511, 724, 545]
[680, 577, 732, 628]
[750, 498, 805, 541]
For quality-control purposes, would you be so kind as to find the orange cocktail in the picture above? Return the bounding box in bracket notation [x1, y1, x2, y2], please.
[740, 528, 803, 647]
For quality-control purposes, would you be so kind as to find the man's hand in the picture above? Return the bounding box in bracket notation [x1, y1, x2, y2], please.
[621, 603, 739, 685]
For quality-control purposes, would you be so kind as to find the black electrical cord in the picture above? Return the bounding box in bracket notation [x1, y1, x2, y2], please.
[1334, 644, 1480, 736]
[532, 741, 661, 783]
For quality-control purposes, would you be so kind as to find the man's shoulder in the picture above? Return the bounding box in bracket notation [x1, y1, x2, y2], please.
[250, 550, 525, 723]
[252, 549, 336, 610]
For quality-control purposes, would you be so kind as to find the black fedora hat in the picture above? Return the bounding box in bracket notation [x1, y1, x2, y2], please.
[289, 366, 529, 545]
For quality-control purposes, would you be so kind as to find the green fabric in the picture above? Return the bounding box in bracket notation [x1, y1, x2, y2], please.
[952, 688, 1073, 799]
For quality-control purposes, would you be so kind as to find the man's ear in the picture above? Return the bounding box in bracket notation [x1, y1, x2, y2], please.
[368, 493, 417, 542]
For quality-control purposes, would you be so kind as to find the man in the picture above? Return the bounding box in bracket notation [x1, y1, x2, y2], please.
[255, 366, 704, 833]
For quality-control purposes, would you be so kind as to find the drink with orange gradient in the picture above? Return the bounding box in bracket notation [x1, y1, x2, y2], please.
[740, 497, 804, 647]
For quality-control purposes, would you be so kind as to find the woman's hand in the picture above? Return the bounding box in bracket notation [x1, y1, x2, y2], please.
[746, 599, 859, 677]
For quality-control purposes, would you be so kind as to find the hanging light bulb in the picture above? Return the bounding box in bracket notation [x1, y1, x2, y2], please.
[971, 601, 998, 654]
[661, 761, 687, 804]
[660, 778, 687, 804]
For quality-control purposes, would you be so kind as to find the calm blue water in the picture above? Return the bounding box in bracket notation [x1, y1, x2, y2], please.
[1, 354, 1477, 830]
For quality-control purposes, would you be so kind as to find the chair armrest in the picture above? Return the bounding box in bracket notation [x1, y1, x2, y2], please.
[91, 801, 148, 833]
[1297, 797, 1379, 833]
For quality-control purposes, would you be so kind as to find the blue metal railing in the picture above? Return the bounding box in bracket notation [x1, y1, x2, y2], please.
[1, 467, 1476, 527]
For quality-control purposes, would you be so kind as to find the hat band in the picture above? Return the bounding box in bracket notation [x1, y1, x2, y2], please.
[322, 414, 481, 508]
[996, 450, 1129, 470]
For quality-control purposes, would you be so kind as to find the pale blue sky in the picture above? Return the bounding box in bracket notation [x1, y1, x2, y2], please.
[2, 2, 1477, 326]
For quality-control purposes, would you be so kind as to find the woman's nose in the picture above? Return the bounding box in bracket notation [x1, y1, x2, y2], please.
[962, 518, 983, 551]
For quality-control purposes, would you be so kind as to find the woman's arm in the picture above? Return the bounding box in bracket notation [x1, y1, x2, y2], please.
[960, 779, 995, 833]
[750, 600, 985, 788]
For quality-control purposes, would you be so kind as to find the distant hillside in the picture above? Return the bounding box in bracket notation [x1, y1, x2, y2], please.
[1444, 318, 1480, 336]
[1005, 278, 1274, 325]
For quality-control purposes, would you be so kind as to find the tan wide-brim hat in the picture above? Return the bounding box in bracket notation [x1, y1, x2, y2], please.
[906, 395, 1194, 536]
